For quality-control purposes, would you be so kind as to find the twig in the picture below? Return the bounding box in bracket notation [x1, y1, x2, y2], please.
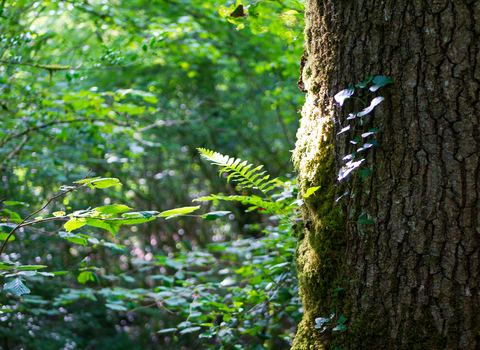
[0, 170, 92, 256]
[0, 117, 129, 149]
[0, 135, 28, 170]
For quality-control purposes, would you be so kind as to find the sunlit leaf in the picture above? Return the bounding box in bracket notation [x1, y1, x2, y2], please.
[64, 218, 87, 232]
[93, 205, 131, 214]
[157, 206, 200, 219]
[356, 96, 384, 117]
[2, 201, 29, 207]
[4, 278, 30, 296]
[334, 84, 354, 106]
[304, 186, 320, 198]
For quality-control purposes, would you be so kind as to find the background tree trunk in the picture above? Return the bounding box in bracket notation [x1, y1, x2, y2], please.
[292, 0, 480, 349]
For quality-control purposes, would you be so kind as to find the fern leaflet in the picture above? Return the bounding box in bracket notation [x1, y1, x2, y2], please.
[198, 148, 280, 195]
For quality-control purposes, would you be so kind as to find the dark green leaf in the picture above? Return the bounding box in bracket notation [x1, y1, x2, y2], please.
[369, 75, 395, 92]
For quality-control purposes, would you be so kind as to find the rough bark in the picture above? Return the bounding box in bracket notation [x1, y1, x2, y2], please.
[292, 0, 480, 349]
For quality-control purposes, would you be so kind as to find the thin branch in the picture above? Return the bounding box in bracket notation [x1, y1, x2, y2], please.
[0, 117, 129, 149]
[0, 135, 28, 171]
[0, 170, 92, 256]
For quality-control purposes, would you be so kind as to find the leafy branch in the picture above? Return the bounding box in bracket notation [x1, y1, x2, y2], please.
[197, 148, 294, 223]
[0, 170, 93, 256]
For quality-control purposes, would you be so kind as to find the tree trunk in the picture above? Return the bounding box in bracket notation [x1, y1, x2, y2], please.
[292, 0, 480, 349]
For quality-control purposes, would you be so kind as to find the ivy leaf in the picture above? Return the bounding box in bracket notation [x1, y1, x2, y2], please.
[355, 75, 374, 88]
[357, 143, 374, 152]
[337, 125, 350, 135]
[334, 84, 354, 106]
[338, 314, 347, 324]
[369, 75, 395, 92]
[338, 159, 365, 181]
[356, 96, 384, 117]
[4, 278, 31, 296]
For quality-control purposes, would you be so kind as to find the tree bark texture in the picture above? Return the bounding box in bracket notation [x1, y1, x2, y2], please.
[292, 0, 480, 349]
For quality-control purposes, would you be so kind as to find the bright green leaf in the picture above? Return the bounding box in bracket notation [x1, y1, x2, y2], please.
[157, 206, 200, 219]
[304, 186, 321, 198]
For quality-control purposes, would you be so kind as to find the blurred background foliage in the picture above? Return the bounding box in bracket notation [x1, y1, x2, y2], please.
[0, 0, 305, 348]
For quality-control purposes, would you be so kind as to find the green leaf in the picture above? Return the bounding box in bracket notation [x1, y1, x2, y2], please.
[64, 218, 87, 232]
[164, 297, 187, 306]
[304, 186, 321, 198]
[157, 328, 177, 334]
[16, 265, 47, 270]
[0, 223, 16, 233]
[4, 278, 31, 296]
[179, 327, 201, 334]
[356, 96, 384, 117]
[337, 125, 351, 135]
[77, 271, 99, 284]
[85, 218, 120, 235]
[157, 206, 200, 219]
[199, 331, 216, 338]
[338, 159, 365, 181]
[59, 231, 87, 246]
[2, 209, 22, 223]
[369, 75, 395, 92]
[105, 303, 128, 311]
[355, 75, 374, 88]
[250, 23, 268, 34]
[102, 242, 126, 251]
[0, 233, 15, 241]
[93, 205, 131, 214]
[74, 177, 121, 189]
[201, 211, 231, 221]
[3, 201, 29, 207]
[122, 211, 158, 219]
[73, 176, 101, 184]
[88, 178, 122, 189]
[53, 211, 66, 217]
[338, 314, 347, 324]
[0, 308, 13, 313]
[334, 84, 354, 106]
[0, 263, 15, 270]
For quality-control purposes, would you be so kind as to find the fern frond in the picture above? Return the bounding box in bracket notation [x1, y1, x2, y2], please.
[193, 194, 281, 215]
[198, 148, 280, 195]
